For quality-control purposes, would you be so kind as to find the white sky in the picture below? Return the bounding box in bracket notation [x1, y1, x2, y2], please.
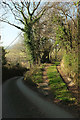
[1, 22, 21, 48]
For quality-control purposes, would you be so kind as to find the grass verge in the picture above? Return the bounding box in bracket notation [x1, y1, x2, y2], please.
[24, 65, 44, 85]
[47, 63, 77, 104]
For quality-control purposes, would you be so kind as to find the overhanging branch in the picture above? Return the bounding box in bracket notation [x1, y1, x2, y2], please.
[0, 19, 25, 32]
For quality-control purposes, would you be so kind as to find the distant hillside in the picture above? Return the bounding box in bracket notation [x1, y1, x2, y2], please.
[6, 41, 30, 68]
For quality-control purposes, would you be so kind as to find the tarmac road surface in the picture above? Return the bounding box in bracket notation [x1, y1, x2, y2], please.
[2, 77, 75, 118]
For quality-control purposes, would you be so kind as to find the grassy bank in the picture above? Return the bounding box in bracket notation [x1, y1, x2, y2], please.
[24, 65, 44, 85]
[24, 62, 77, 104]
[47, 63, 77, 104]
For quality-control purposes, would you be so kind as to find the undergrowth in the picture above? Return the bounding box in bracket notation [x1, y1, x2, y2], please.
[24, 65, 44, 84]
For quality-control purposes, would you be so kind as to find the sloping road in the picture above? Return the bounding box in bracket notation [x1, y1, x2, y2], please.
[2, 77, 75, 118]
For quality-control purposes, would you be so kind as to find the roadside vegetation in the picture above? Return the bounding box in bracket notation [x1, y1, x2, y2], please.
[24, 62, 77, 104]
[47, 63, 77, 103]
[2, 46, 28, 83]
[24, 65, 44, 85]
[2, 63, 28, 83]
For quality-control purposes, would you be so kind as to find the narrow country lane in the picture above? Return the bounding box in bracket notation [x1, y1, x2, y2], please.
[2, 77, 44, 118]
[2, 77, 75, 118]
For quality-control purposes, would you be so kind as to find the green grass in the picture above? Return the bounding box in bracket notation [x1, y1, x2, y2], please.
[32, 68, 43, 83]
[47, 63, 77, 103]
[24, 65, 43, 84]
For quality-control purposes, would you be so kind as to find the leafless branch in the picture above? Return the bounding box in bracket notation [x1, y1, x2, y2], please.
[26, 2, 31, 16]
[66, 13, 77, 28]
[31, 0, 41, 15]
[0, 19, 25, 32]
[54, 5, 77, 28]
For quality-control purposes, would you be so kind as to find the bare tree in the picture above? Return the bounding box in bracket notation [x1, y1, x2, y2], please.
[0, 0, 49, 63]
[0, 0, 47, 31]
